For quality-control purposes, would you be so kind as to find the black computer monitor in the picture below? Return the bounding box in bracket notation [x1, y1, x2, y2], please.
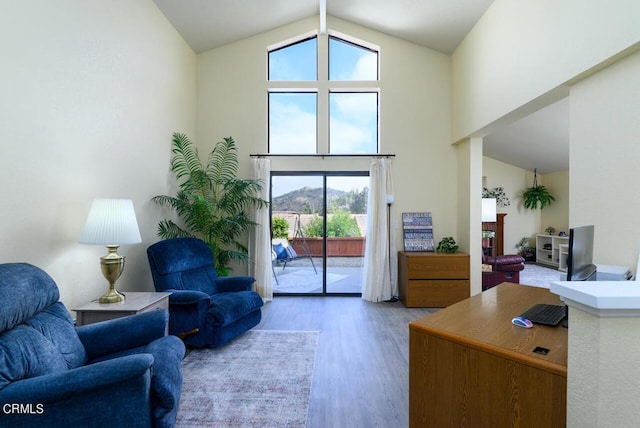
[566, 225, 597, 281]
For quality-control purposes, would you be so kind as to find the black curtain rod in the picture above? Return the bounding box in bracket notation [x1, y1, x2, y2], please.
[249, 153, 395, 158]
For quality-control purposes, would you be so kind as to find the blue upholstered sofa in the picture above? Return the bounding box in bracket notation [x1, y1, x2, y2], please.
[0, 263, 185, 428]
[147, 237, 264, 348]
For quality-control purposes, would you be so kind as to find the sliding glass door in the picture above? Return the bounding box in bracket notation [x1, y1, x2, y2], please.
[271, 172, 368, 295]
[271, 174, 324, 294]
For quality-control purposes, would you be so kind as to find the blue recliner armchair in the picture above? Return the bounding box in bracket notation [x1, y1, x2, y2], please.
[0, 263, 185, 428]
[146, 237, 264, 348]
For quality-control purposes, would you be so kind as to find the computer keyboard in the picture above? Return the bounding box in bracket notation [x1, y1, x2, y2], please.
[519, 304, 567, 326]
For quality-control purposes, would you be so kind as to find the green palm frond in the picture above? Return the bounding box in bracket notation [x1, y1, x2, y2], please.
[219, 178, 267, 215]
[170, 133, 200, 180]
[156, 219, 192, 240]
[170, 133, 209, 194]
[207, 137, 239, 185]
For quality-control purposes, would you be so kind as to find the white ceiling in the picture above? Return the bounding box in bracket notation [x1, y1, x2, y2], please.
[483, 98, 569, 174]
[152, 0, 569, 174]
[153, 0, 495, 54]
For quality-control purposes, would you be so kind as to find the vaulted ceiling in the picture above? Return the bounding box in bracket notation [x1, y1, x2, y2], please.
[153, 0, 569, 174]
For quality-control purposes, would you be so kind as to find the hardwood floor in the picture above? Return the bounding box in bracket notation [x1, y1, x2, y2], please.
[256, 296, 435, 428]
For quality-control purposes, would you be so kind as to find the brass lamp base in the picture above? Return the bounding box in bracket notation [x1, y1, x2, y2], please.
[99, 287, 125, 303]
[99, 245, 126, 304]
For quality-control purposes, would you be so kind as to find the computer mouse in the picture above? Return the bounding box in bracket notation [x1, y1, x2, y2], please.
[512, 316, 533, 328]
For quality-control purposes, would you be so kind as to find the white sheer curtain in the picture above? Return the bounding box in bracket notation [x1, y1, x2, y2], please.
[362, 158, 396, 302]
[249, 157, 273, 302]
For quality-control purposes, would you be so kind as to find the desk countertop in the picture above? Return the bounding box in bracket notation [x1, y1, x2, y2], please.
[410, 282, 567, 375]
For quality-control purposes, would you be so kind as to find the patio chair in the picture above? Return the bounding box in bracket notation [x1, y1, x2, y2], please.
[271, 238, 317, 285]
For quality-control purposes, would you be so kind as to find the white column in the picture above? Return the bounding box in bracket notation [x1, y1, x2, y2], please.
[550, 281, 640, 427]
[456, 137, 483, 296]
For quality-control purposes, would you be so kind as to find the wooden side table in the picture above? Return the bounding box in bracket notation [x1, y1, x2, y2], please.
[73, 291, 171, 326]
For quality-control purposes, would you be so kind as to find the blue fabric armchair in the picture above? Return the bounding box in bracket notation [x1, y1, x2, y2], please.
[0, 263, 185, 428]
[146, 238, 264, 348]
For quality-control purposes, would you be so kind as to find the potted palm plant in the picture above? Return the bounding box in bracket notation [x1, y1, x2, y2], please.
[152, 133, 269, 275]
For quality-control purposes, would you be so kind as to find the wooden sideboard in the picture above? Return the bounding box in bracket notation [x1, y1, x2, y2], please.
[409, 283, 567, 427]
[398, 251, 470, 307]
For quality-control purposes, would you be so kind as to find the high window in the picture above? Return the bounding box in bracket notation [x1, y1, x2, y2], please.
[267, 33, 379, 154]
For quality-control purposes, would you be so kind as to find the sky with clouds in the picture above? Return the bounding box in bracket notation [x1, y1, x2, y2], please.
[269, 36, 378, 155]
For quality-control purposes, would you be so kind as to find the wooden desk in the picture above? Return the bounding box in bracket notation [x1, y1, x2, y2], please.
[409, 283, 567, 427]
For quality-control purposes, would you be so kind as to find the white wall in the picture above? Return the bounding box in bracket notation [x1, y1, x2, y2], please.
[197, 16, 458, 256]
[540, 170, 570, 236]
[452, 0, 640, 143]
[0, 0, 197, 310]
[570, 50, 640, 271]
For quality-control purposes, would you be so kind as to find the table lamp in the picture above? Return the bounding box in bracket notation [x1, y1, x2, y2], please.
[80, 198, 142, 303]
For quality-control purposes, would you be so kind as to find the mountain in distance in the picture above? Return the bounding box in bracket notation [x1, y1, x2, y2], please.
[272, 186, 368, 214]
[272, 187, 346, 214]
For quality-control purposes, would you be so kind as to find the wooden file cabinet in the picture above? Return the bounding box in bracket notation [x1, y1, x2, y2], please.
[398, 251, 470, 307]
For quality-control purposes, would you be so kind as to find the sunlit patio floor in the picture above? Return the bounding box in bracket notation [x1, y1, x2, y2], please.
[272, 257, 364, 294]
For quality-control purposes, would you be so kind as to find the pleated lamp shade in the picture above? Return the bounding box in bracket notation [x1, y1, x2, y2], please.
[80, 199, 141, 245]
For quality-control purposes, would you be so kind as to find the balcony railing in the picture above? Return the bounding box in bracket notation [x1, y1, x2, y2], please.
[291, 237, 365, 257]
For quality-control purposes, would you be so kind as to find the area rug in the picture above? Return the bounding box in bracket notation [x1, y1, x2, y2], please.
[176, 330, 319, 428]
